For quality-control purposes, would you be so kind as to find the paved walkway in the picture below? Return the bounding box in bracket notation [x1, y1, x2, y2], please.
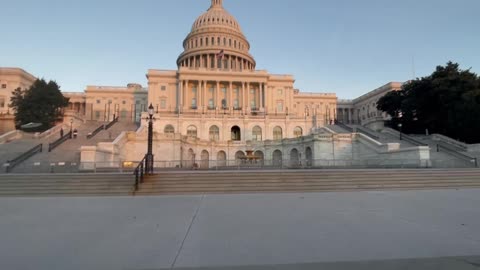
[1, 189, 480, 269]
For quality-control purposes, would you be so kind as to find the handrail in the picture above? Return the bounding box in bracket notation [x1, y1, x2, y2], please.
[5, 144, 43, 173]
[105, 117, 118, 130]
[133, 155, 147, 191]
[401, 134, 428, 146]
[336, 122, 353, 132]
[356, 127, 380, 140]
[48, 131, 72, 152]
[437, 144, 478, 168]
[87, 124, 105, 139]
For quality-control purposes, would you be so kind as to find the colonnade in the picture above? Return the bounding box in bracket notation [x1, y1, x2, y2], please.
[179, 54, 254, 71]
[177, 80, 266, 112]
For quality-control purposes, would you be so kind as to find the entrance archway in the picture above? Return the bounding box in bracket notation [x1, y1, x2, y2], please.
[272, 150, 282, 167]
[254, 150, 264, 166]
[200, 150, 209, 169]
[290, 148, 300, 167]
[217, 151, 227, 167]
[235, 151, 245, 165]
[305, 147, 313, 167]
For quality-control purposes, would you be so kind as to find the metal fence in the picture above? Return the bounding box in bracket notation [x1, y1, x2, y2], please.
[48, 131, 72, 152]
[3, 157, 478, 174]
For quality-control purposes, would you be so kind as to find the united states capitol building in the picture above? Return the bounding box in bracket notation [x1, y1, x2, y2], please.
[2, 0, 443, 169]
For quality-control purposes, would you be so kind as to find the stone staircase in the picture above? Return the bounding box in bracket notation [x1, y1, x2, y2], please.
[135, 169, 480, 195]
[0, 173, 134, 197]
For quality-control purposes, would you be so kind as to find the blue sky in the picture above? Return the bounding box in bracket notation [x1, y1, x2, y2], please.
[2, 0, 479, 99]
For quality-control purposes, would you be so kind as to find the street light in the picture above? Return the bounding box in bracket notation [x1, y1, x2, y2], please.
[70, 119, 73, 139]
[398, 123, 403, 140]
[145, 103, 155, 174]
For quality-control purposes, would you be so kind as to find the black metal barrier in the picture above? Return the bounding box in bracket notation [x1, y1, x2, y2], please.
[86, 124, 105, 139]
[105, 117, 118, 130]
[437, 144, 478, 168]
[5, 144, 43, 173]
[133, 155, 147, 191]
[48, 131, 72, 152]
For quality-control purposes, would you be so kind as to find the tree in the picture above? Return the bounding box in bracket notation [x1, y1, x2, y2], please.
[9, 79, 69, 131]
[377, 62, 480, 143]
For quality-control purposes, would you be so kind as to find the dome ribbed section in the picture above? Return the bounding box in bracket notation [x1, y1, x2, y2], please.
[177, 0, 256, 71]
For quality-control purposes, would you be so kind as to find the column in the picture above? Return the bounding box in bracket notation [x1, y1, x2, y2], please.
[184, 80, 189, 110]
[247, 82, 250, 111]
[260, 83, 264, 110]
[241, 82, 245, 110]
[229, 82, 233, 110]
[216, 81, 220, 109]
[178, 80, 183, 111]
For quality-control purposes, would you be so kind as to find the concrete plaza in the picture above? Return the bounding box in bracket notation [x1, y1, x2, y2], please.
[1, 189, 480, 269]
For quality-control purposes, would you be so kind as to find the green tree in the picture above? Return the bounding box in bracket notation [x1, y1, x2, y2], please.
[377, 62, 480, 143]
[9, 79, 69, 131]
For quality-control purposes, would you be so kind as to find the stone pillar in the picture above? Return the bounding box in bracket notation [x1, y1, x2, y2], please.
[185, 80, 189, 110]
[241, 82, 245, 111]
[260, 83, 264, 110]
[179, 80, 183, 111]
[229, 82, 233, 110]
[247, 82, 250, 111]
[216, 81, 220, 109]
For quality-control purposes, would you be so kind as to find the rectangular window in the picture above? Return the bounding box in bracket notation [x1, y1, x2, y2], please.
[277, 89, 283, 96]
[95, 111, 100, 120]
[277, 101, 284, 112]
[160, 99, 166, 109]
[161, 85, 166, 91]
[1, 84, 6, 89]
[96, 100, 101, 104]
[221, 87, 226, 94]
[208, 99, 214, 109]
[234, 99, 239, 109]
[209, 87, 214, 93]
[191, 98, 197, 109]
[0, 97, 5, 108]
[250, 89, 255, 94]
[122, 100, 126, 105]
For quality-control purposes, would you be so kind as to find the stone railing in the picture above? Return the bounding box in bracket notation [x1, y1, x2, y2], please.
[0, 130, 22, 144]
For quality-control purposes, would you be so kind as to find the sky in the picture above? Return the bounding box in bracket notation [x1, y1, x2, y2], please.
[1, 0, 479, 99]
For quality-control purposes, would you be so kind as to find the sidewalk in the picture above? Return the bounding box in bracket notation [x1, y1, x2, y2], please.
[1, 189, 480, 269]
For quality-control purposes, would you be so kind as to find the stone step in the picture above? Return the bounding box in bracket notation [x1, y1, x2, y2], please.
[136, 184, 480, 195]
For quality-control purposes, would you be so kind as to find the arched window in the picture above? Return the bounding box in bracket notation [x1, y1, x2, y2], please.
[273, 126, 283, 141]
[252, 126, 262, 141]
[211, 37, 214, 45]
[187, 125, 197, 138]
[209, 125, 220, 141]
[293, 126, 303, 138]
[217, 37, 220, 45]
[223, 37, 226, 45]
[164, 125, 175, 134]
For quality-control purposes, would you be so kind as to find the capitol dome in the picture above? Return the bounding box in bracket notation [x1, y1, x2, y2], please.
[177, 0, 256, 71]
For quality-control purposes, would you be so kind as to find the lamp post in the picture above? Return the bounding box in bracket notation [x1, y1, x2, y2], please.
[70, 119, 73, 139]
[145, 103, 155, 174]
[398, 123, 403, 140]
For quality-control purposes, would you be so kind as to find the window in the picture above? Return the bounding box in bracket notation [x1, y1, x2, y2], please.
[96, 100, 101, 104]
[209, 125, 220, 141]
[164, 125, 175, 134]
[294, 127, 303, 138]
[0, 97, 5, 108]
[252, 126, 262, 141]
[122, 100, 126, 105]
[276, 101, 284, 112]
[187, 125, 197, 138]
[160, 99, 166, 109]
[234, 99, 239, 109]
[1, 84, 6, 89]
[277, 89, 283, 96]
[95, 111, 100, 120]
[208, 99, 214, 109]
[161, 86, 166, 91]
[273, 126, 283, 140]
[191, 98, 197, 109]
